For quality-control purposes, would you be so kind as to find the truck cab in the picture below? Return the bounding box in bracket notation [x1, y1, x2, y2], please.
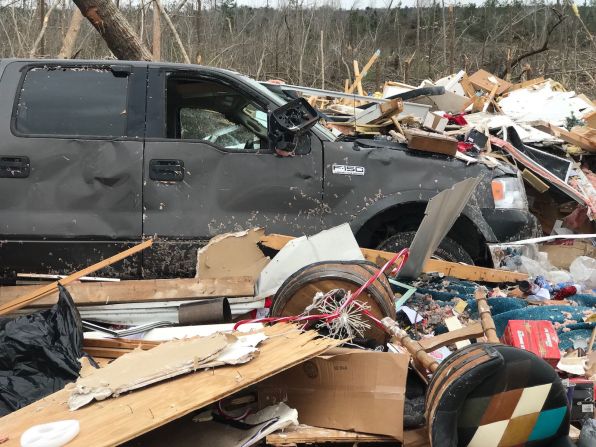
[0, 59, 540, 279]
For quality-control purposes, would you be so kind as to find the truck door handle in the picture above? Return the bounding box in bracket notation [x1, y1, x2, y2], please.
[149, 159, 184, 181]
[0, 156, 30, 178]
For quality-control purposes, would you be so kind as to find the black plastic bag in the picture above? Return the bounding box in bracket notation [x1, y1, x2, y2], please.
[0, 285, 83, 416]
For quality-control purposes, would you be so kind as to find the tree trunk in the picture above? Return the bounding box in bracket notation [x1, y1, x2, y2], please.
[58, 8, 84, 58]
[72, 0, 152, 60]
[152, 0, 161, 61]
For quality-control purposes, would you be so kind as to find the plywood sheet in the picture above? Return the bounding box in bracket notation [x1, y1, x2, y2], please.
[0, 325, 340, 447]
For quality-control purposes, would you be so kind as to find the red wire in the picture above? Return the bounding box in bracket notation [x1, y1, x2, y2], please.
[233, 248, 409, 332]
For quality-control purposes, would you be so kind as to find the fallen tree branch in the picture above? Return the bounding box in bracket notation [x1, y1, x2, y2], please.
[500, 8, 565, 79]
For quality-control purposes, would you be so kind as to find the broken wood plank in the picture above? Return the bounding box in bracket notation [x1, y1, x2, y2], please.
[507, 77, 546, 91]
[0, 276, 254, 308]
[522, 168, 550, 193]
[345, 49, 380, 95]
[0, 324, 340, 447]
[0, 239, 153, 316]
[459, 73, 476, 98]
[531, 120, 596, 152]
[404, 128, 458, 156]
[468, 69, 512, 96]
[266, 424, 394, 444]
[418, 322, 484, 352]
[260, 234, 528, 283]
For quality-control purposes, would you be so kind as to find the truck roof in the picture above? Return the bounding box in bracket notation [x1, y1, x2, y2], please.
[0, 58, 240, 77]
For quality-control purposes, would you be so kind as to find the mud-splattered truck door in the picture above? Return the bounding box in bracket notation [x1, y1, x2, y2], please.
[0, 61, 145, 277]
[141, 66, 324, 276]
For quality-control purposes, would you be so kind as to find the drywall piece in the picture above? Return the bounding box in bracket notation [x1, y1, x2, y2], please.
[255, 223, 364, 299]
[499, 81, 595, 127]
[0, 325, 340, 447]
[20, 420, 80, 447]
[398, 178, 480, 279]
[197, 228, 270, 281]
[69, 333, 234, 410]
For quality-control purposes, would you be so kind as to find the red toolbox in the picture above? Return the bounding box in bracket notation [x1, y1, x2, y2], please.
[502, 320, 560, 367]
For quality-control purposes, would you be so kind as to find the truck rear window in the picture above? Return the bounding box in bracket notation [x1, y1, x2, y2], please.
[14, 66, 128, 137]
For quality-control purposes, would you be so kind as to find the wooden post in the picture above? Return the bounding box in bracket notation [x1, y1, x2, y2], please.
[475, 287, 499, 343]
[382, 317, 439, 373]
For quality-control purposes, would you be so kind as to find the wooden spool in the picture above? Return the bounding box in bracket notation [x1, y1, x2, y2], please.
[271, 261, 396, 344]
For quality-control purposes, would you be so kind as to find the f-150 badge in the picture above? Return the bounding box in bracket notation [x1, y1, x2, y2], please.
[332, 164, 365, 176]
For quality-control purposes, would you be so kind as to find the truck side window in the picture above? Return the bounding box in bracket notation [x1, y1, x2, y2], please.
[14, 66, 128, 137]
[166, 76, 268, 152]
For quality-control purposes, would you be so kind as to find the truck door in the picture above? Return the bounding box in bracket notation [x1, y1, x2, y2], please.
[0, 62, 145, 279]
[142, 67, 323, 277]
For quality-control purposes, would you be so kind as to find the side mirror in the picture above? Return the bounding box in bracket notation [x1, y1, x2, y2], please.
[269, 98, 319, 152]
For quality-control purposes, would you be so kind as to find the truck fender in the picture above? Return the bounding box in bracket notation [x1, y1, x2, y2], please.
[348, 189, 497, 245]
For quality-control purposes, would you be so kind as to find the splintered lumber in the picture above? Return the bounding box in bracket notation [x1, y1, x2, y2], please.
[0, 324, 340, 447]
[418, 322, 484, 352]
[260, 234, 528, 283]
[266, 424, 394, 444]
[346, 49, 380, 95]
[531, 120, 596, 152]
[0, 239, 153, 315]
[468, 69, 512, 96]
[404, 128, 458, 157]
[267, 426, 430, 446]
[0, 276, 254, 309]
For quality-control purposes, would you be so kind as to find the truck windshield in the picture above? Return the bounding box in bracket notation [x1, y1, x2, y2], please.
[237, 74, 337, 142]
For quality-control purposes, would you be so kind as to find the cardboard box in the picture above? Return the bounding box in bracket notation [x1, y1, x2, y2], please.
[539, 239, 596, 270]
[257, 349, 409, 440]
[502, 320, 560, 367]
[423, 112, 448, 133]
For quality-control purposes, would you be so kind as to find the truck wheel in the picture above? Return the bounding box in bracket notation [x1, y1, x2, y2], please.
[377, 231, 474, 264]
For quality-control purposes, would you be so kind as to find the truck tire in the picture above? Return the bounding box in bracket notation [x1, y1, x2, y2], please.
[377, 231, 474, 264]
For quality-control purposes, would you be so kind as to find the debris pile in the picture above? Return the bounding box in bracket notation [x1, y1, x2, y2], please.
[0, 213, 594, 446]
[266, 56, 596, 236]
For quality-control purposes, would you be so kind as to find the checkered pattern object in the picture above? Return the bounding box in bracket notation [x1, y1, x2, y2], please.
[457, 346, 569, 447]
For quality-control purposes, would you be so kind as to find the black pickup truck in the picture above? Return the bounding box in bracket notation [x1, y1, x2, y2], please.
[0, 59, 540, 279]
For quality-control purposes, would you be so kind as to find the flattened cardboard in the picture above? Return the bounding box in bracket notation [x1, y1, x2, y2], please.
[258, 349, 409, 440]
[196, 228, 269, 281]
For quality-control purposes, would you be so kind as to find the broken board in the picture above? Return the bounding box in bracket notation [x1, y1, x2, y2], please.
[260, 234, 528, 283]
[404, 128, 458, 157]
[0, 324, 340, 447]
[266, 425, 429, 446]
[0, 277, 254, 308]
